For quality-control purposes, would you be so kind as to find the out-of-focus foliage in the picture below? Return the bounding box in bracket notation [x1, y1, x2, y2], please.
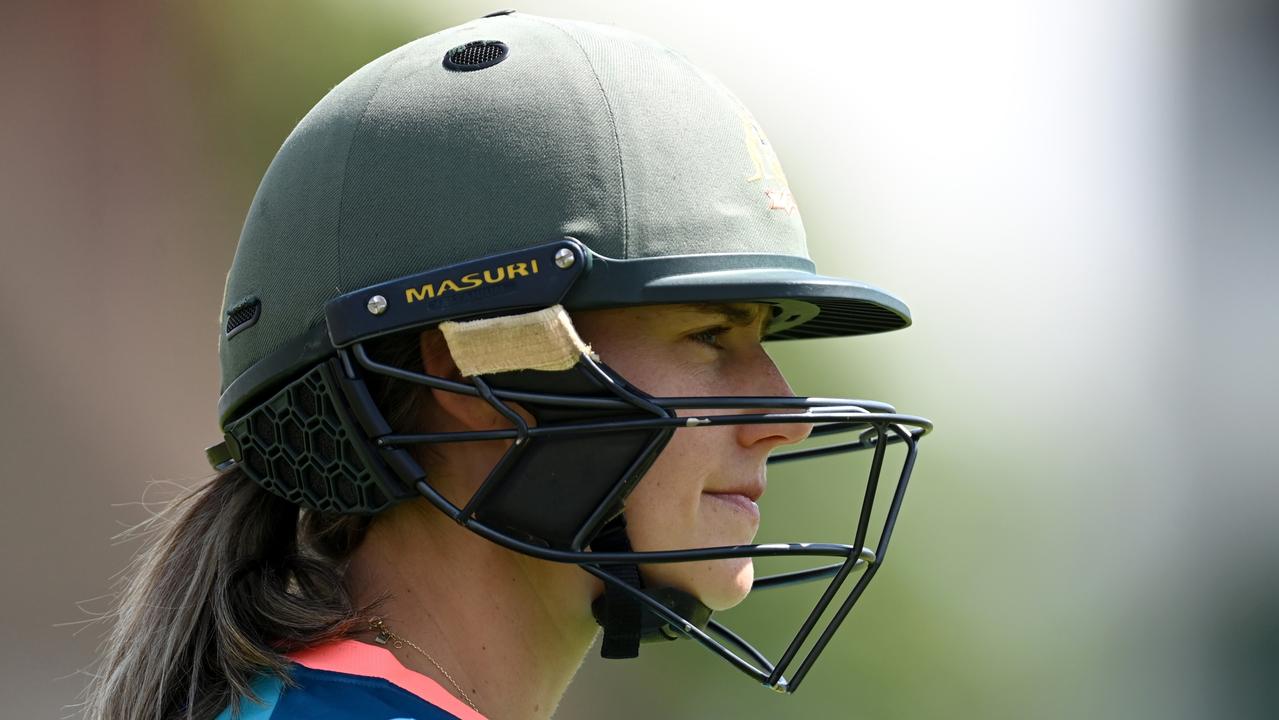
[175, 1, 432, 187]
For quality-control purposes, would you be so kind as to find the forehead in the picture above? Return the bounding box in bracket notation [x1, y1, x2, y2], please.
[571, 302, 773, 336]
[668, 302, 771, 325]
[587, 301, 769, 321]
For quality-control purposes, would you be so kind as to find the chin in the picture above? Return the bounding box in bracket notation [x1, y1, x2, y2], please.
[641, 556, 755, 613]
[698, 556, 755, 612]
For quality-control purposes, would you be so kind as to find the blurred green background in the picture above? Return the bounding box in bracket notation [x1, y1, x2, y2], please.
[3, 1, 1276, 718]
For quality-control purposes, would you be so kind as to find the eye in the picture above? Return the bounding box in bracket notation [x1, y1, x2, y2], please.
[689, 326, 731, 349]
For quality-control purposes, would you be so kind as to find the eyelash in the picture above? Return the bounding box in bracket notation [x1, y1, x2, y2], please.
[690, 326, 731, 349]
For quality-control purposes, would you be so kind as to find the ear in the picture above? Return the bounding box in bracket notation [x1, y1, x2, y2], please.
[418, 328, 509, 431]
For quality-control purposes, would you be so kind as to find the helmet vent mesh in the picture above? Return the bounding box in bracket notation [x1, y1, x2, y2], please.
[767, 298, 907, 340]
[226, 363, 404, 514]
[443, 40, 509, 71]
[225, 297, 261, 339]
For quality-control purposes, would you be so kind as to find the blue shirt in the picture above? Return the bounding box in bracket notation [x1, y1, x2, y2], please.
[215, 640, 488, 720]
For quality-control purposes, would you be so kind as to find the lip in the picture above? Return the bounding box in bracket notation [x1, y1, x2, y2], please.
[706, 478, 765, 503]
[702, 491, 761, 520]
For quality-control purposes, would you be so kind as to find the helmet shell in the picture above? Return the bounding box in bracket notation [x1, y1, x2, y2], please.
[219, 12, 907, 423]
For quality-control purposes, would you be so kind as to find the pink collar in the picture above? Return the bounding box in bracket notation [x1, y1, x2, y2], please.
[288, 639, 488, 720]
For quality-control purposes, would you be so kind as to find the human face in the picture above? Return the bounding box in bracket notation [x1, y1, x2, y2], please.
[570, 303, 813, 611]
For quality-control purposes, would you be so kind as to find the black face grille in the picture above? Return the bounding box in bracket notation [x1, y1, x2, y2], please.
[443, 40, 509, 71]
[225, 297, 261, 338]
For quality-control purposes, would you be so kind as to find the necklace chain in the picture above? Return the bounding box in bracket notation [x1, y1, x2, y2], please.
[369, 617, 480, 713]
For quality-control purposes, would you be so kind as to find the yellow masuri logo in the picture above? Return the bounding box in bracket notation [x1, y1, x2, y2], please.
[405, 259, 541, 303]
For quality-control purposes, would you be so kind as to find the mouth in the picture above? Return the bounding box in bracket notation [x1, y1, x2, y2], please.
[702, 491, 761, 520]
[706, 477, 765, 503]
[702, 469, 767, 520]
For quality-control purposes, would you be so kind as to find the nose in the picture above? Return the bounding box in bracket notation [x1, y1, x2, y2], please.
[734, 347, 814, 451]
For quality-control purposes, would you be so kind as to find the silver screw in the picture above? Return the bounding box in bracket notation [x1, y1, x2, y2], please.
[366, 295, 388, 315]
[554, 248, 576, 269]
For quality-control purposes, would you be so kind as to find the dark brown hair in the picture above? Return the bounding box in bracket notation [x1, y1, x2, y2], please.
[82, 332, 428, 720]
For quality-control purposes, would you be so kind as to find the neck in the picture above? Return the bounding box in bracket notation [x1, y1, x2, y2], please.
[344, 499, 603, 720]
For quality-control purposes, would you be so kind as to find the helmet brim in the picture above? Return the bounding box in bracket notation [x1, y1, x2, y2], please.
[564, 252, 911, 339]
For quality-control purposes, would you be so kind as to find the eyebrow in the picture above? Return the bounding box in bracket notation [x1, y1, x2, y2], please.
[676, 302, 771, 337]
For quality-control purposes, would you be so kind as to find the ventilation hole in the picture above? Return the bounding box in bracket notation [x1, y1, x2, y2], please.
[338, 437, 358, 468]
[245, 447, 269, 479]
[302, 465, 328, 503]
[301, 466, 324, 498]
[335, 478, 361, 510]
[277, 461, 301, 492]
[312, 429, 338, 466]
[294, 382, 317, 418]
[251, 412, 276, 446]
[767, 298, 908, 341]
[273, 457, 298, 492]
[282, 417, 306, 458]
[443, 40, 509, 71]
[225, 297, 261, 338]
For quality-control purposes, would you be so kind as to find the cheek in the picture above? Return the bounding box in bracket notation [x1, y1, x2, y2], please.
[622, 358, 723, 400]
[615, 366, 746, 551]
[624, 427, 705, 550]
[622, 427, 758, 611]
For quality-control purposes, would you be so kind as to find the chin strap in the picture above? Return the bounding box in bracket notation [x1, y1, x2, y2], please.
[589, 516, 715, 659]
[590, 516, 646, 658]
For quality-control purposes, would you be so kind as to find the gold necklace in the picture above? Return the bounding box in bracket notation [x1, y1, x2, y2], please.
[369, 616, 480, 714]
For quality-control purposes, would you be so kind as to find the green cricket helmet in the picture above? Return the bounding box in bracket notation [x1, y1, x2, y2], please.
[208, 10, 930, 694]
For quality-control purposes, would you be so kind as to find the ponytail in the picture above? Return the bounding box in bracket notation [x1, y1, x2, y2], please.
[81, 469, 374, 720]
[82, 330, 430, 719]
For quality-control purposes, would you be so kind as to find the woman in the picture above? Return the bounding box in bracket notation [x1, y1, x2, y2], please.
[84, 11, 929, 720]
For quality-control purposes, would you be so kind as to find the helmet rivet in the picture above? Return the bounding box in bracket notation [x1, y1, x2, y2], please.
[366, 295, 388, 315]
[554, 248, 576, 269]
